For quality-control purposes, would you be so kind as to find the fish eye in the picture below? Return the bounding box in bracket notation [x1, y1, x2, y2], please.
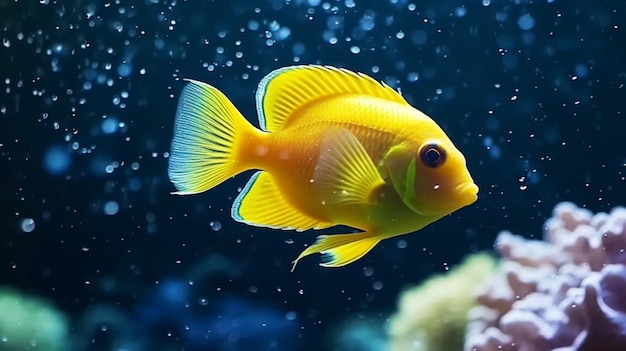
[419, 142, 446, 168]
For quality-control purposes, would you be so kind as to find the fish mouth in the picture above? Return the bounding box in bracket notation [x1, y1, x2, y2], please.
[456, 182, 479, 205]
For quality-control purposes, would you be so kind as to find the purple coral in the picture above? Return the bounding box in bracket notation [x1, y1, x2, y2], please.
[465, 202, 626, 351]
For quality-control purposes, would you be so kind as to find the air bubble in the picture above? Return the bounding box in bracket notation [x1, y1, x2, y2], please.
[104, 201, 119, 215]
[20, 218, 36, 233]
[101, 117, 119, 134]
[43, 146, 71, 175]
[518, 14, 535, 31]
[210, 221, 222, 231]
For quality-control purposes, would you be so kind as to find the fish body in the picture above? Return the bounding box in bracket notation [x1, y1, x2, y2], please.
[168, 65, 478, 269]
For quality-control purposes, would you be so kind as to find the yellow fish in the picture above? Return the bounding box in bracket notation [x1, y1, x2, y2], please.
[168, 65, 478, 269]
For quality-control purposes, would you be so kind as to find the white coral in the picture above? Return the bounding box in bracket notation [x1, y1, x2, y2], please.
[464, 203, 626, 351]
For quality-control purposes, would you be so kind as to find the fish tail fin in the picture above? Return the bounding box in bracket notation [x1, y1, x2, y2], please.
[168, 79, 259, 195]
[291, 232, 380, 271]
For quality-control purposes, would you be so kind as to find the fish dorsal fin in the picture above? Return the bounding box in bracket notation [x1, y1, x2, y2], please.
[255, 65, 408, 132]
[232, 171, 334, 231]
[313, 128, 386, 207]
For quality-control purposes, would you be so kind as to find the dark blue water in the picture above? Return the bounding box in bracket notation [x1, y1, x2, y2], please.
[1, 1, 624, 350]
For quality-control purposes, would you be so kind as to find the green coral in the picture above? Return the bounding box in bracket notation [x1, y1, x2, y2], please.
[387, 253, 496, 351]
[0, 287, 68, 351]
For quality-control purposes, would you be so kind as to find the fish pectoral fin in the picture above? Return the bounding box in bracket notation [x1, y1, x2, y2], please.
[232, 171, 334, 231]
[292, 232, 380, 270]
[313, 128, 386, 207]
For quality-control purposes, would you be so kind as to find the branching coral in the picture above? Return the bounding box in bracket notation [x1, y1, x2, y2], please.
[465, 202, 626, 351]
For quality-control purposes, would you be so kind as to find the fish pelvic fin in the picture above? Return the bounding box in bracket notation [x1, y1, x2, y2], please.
[291, 232, 380, 271]
[168, 79, 259, 195]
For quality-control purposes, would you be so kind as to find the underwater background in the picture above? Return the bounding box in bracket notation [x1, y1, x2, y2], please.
[1, 0, 625, 351]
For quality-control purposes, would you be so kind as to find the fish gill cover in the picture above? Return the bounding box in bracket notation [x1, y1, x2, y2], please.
[0, 0, 624, 351]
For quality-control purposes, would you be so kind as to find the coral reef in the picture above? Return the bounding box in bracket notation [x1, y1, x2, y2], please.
[0, 287, 68, 351]
[388, 253, 496, 351]
[465, 202, 626, 351]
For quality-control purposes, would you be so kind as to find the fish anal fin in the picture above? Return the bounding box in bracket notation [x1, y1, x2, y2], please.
[292, 232, 380, 270]
[313, 128, 386, 207]
[256, 65, 408, 132]
[232, 171, 333, 231]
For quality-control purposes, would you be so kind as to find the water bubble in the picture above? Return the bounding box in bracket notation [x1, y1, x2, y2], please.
[359, 12, 375, 31]
[482, 136, 494, 147]
[117, 63, 133, 77]
[455, 7, 467, 17]
[326, 16, 344, 30]
[43, 145, 71, 175]
[274, 27, 291, 41]
[397, 239, 407, 248]
[198, 298, 209, 306]
[488, 145, 501, 159]
[518, 14, 535, 31]
[285, 311, 297, 320]
[268, 20, 280, 32]
[574, 63, 589, 78]
[292, 42, 305, 56]
[209, 221, 222, 231]
[527, 170, 540, 184]
[407, 72, 419, 82]
[96, 73, 107, 84]
[101, 117, 119, 134]
[104, 201, 119, 215]
[363, 266, 374, 277]
[154, 38, 165, 49]
[20, 218, 35, 233]
[247, 20, 259, 31]
[159, 279, 189, 305]
[495, 12, 508, 22]
[372, 281, 383, 290]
